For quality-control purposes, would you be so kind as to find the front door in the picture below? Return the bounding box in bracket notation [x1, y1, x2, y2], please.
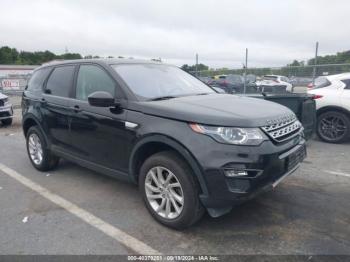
[68, 64, 129, 172]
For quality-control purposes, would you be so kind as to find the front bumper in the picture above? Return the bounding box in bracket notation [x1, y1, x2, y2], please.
[0, 104, 14, 120]
[198, 138, 306, 209]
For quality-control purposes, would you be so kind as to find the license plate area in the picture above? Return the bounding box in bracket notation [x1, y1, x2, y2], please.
[285, 145, 306, 171]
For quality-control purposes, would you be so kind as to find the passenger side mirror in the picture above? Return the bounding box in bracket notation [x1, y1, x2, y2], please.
[88, 91, 117, 107]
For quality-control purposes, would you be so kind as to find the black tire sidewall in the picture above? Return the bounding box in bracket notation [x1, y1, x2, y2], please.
[139, 151, 203, 229]
[317, 111, 350, 143]
[1, 118, 12, 126]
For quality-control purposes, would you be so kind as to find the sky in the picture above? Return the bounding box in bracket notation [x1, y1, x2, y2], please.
[1, 0, 349, 68]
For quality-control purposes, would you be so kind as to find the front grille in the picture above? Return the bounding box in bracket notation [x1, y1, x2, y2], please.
[261, 114, 303, 142]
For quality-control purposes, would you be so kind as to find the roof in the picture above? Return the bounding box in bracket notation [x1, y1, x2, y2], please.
[0, 65, 38, 70]
[39, 58, 164, 68]
[326, 72, 350, 80]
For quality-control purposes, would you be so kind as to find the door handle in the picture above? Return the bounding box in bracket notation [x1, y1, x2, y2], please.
[70, 105, 81, 113]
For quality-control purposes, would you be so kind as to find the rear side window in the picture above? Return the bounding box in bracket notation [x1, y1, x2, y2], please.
[341, 79, 350, 89]
[27, 68, 51, 92]
[314, 77, 331, 89]
[75, 65, 116, 101]
[263, 76, 278, 81]
[46, 65, 75, 97]
[281, 77, 290, 82]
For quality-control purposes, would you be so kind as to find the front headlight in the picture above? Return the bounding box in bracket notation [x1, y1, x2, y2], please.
[189, 123, 265, 145]
[3, 98, 10, 106]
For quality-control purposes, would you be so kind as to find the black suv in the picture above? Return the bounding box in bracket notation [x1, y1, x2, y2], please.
[22, 59, 306, 229]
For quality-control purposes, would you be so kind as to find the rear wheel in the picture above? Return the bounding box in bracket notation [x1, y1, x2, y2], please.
[26, 126, 60, 171]
[139, 151, 204, 229]
[317, 111, 350, 143]
[1, 118, 12, 126]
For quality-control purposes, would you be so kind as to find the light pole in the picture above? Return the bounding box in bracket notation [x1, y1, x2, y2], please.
[312, 42, 319, 86]
[243, 48, 248, 94]
[195, 53, 199, 77]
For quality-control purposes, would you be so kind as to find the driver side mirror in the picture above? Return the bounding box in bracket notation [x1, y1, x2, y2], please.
[88, 91, 117, 107]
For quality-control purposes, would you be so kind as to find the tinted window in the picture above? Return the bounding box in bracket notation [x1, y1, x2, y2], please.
[46, 66, 75, 97]
[281, 77, 290, 82]
[113, 64, 214, 100]
[314, 76, 331, 89]
[76, 65, 115, 101]
[263, 76, 278, 81]
[227, 75, 243, 84]
[341, 79, 350, 89]
[27, 68, 51, 92]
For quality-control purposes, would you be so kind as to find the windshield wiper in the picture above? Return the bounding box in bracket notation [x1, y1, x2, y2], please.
[195, 93, 211, 96]
[149, 96, 177, 101]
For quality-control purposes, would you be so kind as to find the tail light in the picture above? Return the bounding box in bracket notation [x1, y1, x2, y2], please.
[312, 94, 323, 99]
[307, 83, 314, 89]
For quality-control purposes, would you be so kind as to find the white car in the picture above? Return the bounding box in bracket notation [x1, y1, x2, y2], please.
[308, 73, 350, 143]
[256, 75, 293, 92]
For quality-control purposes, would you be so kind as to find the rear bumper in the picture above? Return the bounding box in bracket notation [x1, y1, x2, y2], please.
[198, 140, 306, 209]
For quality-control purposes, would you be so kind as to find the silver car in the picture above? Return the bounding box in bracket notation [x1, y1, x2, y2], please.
[0, 92, 13, 126]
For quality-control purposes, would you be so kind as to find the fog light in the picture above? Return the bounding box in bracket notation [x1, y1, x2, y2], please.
[224, 169, 248, 177]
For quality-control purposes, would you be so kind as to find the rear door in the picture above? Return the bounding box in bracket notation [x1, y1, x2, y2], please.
[68, 63, 129, 172]
[42, 65, 76, 152]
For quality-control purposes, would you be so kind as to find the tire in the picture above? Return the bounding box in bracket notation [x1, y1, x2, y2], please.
[26, 126, 59, 171]
[139, 151, 205, 229]
[316, 111, 350, 143]
[1, 118, 12, 126]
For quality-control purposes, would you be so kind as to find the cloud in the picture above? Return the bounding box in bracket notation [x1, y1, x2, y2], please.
[0, 0, 349, 68]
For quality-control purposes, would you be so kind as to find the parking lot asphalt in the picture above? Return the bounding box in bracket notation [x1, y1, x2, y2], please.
[0, 113, 349, 255]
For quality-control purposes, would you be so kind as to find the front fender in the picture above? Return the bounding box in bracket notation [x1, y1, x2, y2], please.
[128, 134, 209, 196]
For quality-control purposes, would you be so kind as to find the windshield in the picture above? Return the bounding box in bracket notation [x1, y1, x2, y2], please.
[113, 64, 215, 100]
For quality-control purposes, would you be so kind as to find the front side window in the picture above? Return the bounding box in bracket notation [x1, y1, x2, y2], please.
[113, 64, 215, 100]
[46, 65, 75, 97]
[27, 68, 51, 92]
[76, 65, 116, 101]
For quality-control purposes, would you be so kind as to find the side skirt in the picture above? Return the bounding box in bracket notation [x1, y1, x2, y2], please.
[51, 146, 132, 183]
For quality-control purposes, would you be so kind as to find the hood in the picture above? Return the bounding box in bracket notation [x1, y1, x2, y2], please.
[132, 94, 294, 127]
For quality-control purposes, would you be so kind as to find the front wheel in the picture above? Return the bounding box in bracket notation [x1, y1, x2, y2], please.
[317, 111, 350, 143]
[139, 151, 204, 229]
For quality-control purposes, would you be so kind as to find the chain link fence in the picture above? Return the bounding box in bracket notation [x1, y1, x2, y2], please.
[0, 75, 30, 109]
[191, 63, 350, 86]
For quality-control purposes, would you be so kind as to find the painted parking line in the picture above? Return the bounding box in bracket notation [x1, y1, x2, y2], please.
[0, 163, 161, 255]
[324, 170, 350, 178]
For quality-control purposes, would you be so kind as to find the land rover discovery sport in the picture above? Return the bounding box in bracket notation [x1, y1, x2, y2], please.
[22, 59, 306, 229]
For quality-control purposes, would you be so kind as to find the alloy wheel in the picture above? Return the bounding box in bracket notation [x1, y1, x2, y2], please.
[319, 114, 347, 142]
[28, 133, 43, 165]
[145, 166, 184, 219]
